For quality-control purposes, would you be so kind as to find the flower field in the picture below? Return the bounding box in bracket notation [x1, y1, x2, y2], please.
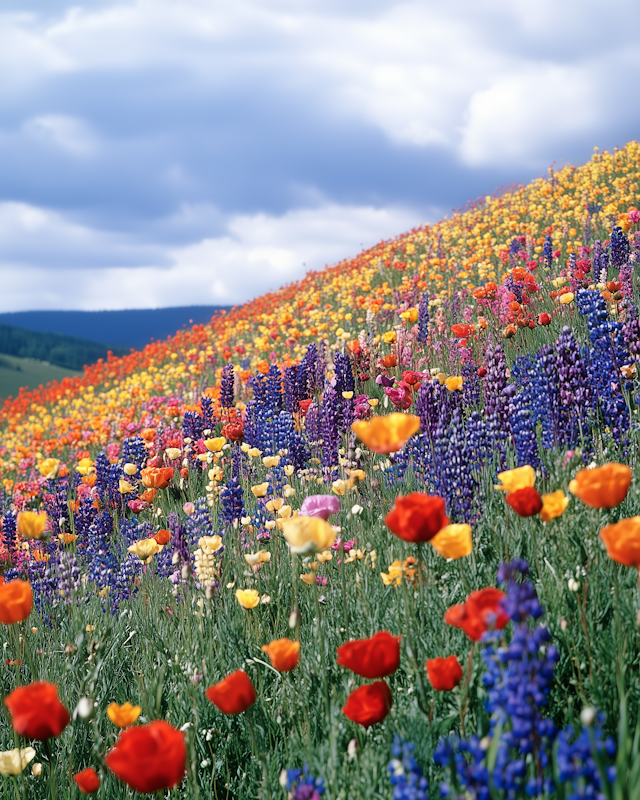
[1, 142, 640, 797]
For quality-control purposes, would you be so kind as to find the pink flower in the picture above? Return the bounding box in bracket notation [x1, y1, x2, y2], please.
[628, 209, 640, 224]
[300, 495, 341, 520]
[128, 500, 148, 513]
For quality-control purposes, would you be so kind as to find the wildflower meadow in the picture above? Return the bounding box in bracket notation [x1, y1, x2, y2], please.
[2, 142, 640, 798]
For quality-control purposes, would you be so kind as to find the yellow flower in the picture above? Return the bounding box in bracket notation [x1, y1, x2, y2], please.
[244, 550, 271, 566]
[540, 490, 569, 522]
[123, 462, 138, 476]
[560, 292, 574, 305]
[445, 376, 463, 392]
[282, 516, 336, 555]
[263, 455, 281, 468]
[332, 479, 349, 496]
[352, 413, 420, 454]
[283, 485, 296, 498]
[251, 482, 269, 498]
[551, 276, 568, 287]
[300, 572, 317, 585]
[127, 539, 160, 560]
[235, 589, 260, 609]
[430, 524, 473, 560]
[277, 505, 292, 519]
[198, 535, 223, 553]
[495, 465, 536, 493]
[399, 308, 419, 323]
[204, 437, 226, 453]
[119, 479, 135, 494]
[106, 701, 141, 728]
[283, 465, 295, 477]
[76, 457, 95, 476]
[266, 498, 284, 512]
[435, 372, 446, 385]
[0, 747, 36, 777]
[165, 447, 182, 460]
[17, 511, 47, 540]
[342, 391, 354, 399]
[37, 458, 59, 479]
[317, 550, 333, 563]
[381, 331, 397, 344]
[381, 558, 416, 586]
[247, 447, 263, 458]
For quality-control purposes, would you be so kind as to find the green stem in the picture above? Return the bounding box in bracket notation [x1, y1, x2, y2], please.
[46, 739, 57, 800]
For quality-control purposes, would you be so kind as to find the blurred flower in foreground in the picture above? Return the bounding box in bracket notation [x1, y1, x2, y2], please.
[505, 487, 543, 517]
[494, 465, 536, 494]
[351, 413, 420, 454]
[261, 639, 300, 672]
[107, 701, 141, 728]
[74, 767, 101, 794]
[300, 495, 341, 520]
[0, 580, 33, 624]
[569, 463, 632, 508]
[599, 517, 640, 567]
[385, 493, 449, 543]
[281, 764, 325, 799]
[444, 588, 509, 641]
[342, 681, 393, 727]
[539, 490, 569, 522]
[337, 631, 401, 678]
[206, 670, 256, 714]
[105, 720, 186, 793]
[4, 681, 70, 739]
[17, 511, 47, 540]
[426, 656, 463, 691]
[282, 517, 336, 555]
[0, 747, 35, 777]
[430, 524, 472, 560]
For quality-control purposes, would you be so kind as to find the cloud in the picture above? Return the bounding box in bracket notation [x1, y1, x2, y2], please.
[0, 201, 426, 310]
[23, 114, 99, 156]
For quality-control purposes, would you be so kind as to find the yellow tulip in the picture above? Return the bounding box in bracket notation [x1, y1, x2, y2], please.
[282, 516, 336, 555]
[106, 701, 141, 727]
[539, 490, 569, 522]
[430, 524, 473, 560]
[495, 465, 536, 493]
[251, 482, 269, 498]
[127, 539, 160, 560]
[76, 457, 95, 476]
[17, 511, 47, 540]
[244, 551, 271, 566]
[235, 589, 260, 609]
[37, 458, 59, 479]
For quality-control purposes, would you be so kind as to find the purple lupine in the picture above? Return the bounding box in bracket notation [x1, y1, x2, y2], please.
[416, 292, 429, 343]
[220, 363, 235, 408]
[320, 387, 340, 471]
[610, 225, 630, 268]
[508, 389, 541, 470]
[556, 325, 593, 448]
[56, 551, 81, 605]
[533, 344, 564, 449]
[441, 408, 477, 522]
[593, 239, 608, 283]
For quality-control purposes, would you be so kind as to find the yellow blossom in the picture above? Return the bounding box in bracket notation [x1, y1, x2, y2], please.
[381, 331, 397, 344]
[300, 573, 317, 585]
[76, 457, 95, 476]
[263, 455, 281, 468]
[266, 497, 284, 512]
[540, 490, 569, 522]
[445, 376, 463, 392]
[235, 589, 260, 609]
[560, 292, 574, 305]
[37, 458, 59, 479]
[247, 447, 263, 458]
[165, 447, 181, 460]
[106, 701, 141, 728]
[317, 550, 333, 563]
[17, 511, 47, 540]
[123, 462, 138, 476]
[495, 465, 536, 493]
[119, 479, 135, 494]
[251, 482, 269, 498]
[244, 550, 271, 567]
[127, 539, 160, 560]
[204, 437, 226, 453]
[430, 524, 473, 560]
[0, 747, 36, 777]
[282, 516, 336, 555]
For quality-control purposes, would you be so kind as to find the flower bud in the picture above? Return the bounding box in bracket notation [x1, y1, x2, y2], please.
[580, 707, 596, 727]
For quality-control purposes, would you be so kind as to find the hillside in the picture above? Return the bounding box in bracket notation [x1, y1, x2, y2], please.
[0, 142, 639, 798]
[0, 353, 80, 401]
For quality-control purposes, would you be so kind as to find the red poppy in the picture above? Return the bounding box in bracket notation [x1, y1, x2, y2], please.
[451, 323, 474, 339]
[4, 681, 70, 739]
[505, 487, 543, 517]
[402, 371, 422, 387]
[342, 681, 392, 728]
[537, 313, 551, 325]
[221, 420, 244, 441]
[205, 670, 256, 714]
[105, 720, 186, 793]
[74, 767, 101, 794]
[426, 655, 463, 691]
[299, 399, 313, 415]
[385, 493, 449, 543]
[336, 631, 401, 678]
[444, 588, 509, 641]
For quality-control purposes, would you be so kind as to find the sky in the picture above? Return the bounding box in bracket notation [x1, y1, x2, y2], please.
[1, 0, 639, 311]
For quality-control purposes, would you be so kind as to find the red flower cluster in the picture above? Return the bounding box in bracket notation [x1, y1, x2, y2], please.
[444, 588, 509, 641]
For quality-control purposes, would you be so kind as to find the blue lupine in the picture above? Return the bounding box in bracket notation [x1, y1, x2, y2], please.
[417, 292, 430, 343]
[201, 395, 216, 432]
[610, 225, 630, 268]
[283, 764, 325, 800]
[219, 477, 245, 525]
[543, 234, 553, 271]
[320, 387, 340, 471]
[388, 737, 429, 800]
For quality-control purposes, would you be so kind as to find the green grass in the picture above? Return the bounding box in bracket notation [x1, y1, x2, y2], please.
[0, 354, 80, 400]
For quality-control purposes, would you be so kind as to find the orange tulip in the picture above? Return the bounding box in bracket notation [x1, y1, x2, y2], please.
[0, 581, 33, 625]
[352, 414, 420, 454]
[599, 517, 640, 567]
[569, 463, 632, 509]
[141, 467, 174, 490]
[261, 639, 300, 671]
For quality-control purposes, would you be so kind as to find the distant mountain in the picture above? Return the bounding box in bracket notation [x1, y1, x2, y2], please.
[0, 324, 127, 372]
[0, 306, 231, 351]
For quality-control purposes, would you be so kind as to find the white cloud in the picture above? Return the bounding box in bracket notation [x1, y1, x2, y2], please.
[0, 201, 428, 310]
[23, 115, 99, 156]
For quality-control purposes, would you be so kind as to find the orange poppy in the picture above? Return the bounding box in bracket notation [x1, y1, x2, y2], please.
[569, 463, 632, 509]
[261, 639, 300, 672]
[0, 580, 33, 625]
[351, 413, 420, 454]
[141, 467, 174, 490]
[599, 517, 640, 567]
[153, 529, 172, 546]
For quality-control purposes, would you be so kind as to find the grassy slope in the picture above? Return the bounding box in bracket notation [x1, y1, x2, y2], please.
[0, 354, 80, 401]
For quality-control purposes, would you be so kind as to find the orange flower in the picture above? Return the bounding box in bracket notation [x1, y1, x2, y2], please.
[107, 701, 142, 727]
[153, 529, 172, 545]
[0, 580, 33, 625]
[139, 488, 157, 503]
[261, 639, 300, 672]
[569, 463, 632, 509]
[599, 517, 640, 567]
[352, 413, 420, 454]
[141, 467, 174, 490]
[381, 354, 397, 368]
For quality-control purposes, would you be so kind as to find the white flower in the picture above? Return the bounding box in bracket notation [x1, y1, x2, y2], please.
[0, 747, 36, 776]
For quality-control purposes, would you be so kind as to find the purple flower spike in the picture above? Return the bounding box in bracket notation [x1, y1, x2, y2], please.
[300, 495, 341, 520]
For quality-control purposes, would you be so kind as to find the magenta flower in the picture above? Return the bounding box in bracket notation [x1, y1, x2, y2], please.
[300, 495, 341, 521]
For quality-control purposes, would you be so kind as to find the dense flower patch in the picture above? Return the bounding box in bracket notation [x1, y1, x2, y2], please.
[0, 143, 640, 796]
